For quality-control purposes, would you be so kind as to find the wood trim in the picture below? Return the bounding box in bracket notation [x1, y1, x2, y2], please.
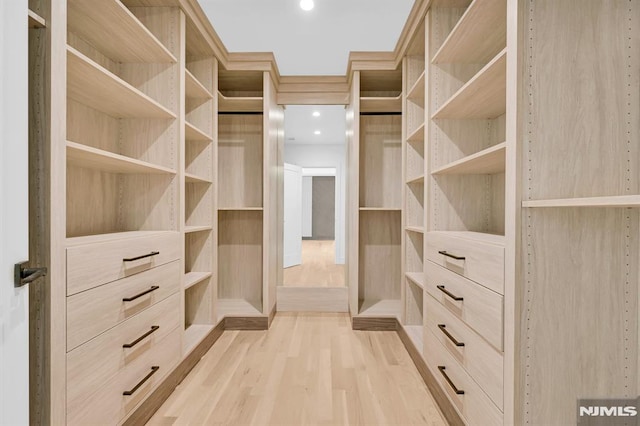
[396, 324, 465, 426]
[224, 316, 269, 330]
[268, 303, 277, 327]
[351, 316, 398, 331]
[122, 320, 225, 426]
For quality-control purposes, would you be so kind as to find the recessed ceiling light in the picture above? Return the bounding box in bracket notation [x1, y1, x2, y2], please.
[314, 130, 321, 135]
[312, 111, 320, 117]
[300, 0, 314, 11]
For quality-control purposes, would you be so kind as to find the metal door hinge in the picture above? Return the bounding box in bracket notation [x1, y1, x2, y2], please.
[14, 261, 47, 287]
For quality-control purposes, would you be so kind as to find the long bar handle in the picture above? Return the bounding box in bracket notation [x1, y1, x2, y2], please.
[437, 285, 463, 302]
[122, 286, 159, 302]
[123, 326, 160, 348]
[123, 366, 159, 396]
[438, 324, 465, 347]
[123, 251, 159, 262]
[438, 366, 465, 395]
[438, 250, 465, 261]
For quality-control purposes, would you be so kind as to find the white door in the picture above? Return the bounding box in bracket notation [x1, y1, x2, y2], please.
[283, 163, 303, 268]
[0, 0, 30, 424]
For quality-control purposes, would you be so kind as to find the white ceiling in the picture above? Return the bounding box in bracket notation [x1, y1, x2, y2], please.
[199, 0, 414, 75]
[284, 105, 346, 145]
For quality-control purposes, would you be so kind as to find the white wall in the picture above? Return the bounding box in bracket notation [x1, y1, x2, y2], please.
[0, 0, 30, 424]
[301, 176, 312, 237]
[285, 144, 346, 264]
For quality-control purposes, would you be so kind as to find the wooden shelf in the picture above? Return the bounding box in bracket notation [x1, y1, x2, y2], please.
[429, 230, 505, 246]
[183, 324, 214, 355]
[185, 69, 213, 99]
[432, 142, 506, 175]
[218, 207, 264, 211]
[185, 121, 213, 141]
[185, 173, 212, 184]
[358, 299, 402, 318]
[407, 122, 425, 142]
[360, 96, 402, 113]
[218, 92, 263, 113]
[359, 207, 402, 211]
[523, 195, 640, 208]
[184, 225, 212, 234]
[28, 9, 46, 28]
[66, 141, 176, 175]
[217, 299, 263, 321]
[406, 226, 425, 234]
[432, 0, 507, 65]
[406, 272, 425, 289]
[184, 272, 212, 290]
[407, 71, 425, 106]
[406, 175, 425, 184]
[66, 230, 177, 247]
[67, 47, 175, 119]
[404, 325, 424, 353]
[67, 0, 176, 63]
[432, 49, 506, 119]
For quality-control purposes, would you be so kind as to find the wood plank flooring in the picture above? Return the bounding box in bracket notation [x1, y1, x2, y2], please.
[147, 313, 446, 425]
[283, 240, 345, 287]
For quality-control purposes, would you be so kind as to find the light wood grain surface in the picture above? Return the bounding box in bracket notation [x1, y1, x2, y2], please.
[147, 313, 447, 425]
[283, 240, 345, 287]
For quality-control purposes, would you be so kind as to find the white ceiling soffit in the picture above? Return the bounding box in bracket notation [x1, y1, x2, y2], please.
[199, 0, 415, 75]
[285, 105, 346, 145]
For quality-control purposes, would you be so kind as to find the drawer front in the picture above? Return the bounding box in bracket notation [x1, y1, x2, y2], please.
[67, 326, 180, 426]
[426, 261, 503, 351]
[426, 232, 504, 294]
[425, 329, 503, 426]
[425, 294, 503, 410]
[67, 293, 180, 414]
[67, 231, 180, 295]
[67, 261, 181, 350]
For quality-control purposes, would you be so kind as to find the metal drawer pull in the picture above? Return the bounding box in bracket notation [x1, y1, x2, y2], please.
[123, 366, 159, 396]
[438, 366, 465, 395]
[438, 324, 465, 347]
[123, 251, 160, 262]
[437, 285, 463, 301]
[123, 326, 160, 348]
[123, 286, 160, 302]
[438, 250, 465, 261]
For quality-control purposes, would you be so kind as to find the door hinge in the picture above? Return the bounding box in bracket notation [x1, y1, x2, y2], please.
[14, 261, 47, 287]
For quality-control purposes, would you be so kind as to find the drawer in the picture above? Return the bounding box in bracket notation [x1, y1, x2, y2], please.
[67, 326, 180, 426]
[67, 293, 180, 416]
[426, 231, 504, 294]
[425, 329, 503, 426]
[67, 261, 181, 350]
[67, 231, 180, 295]
[425, 294, 503, 410]
[426, 261, 503, 350]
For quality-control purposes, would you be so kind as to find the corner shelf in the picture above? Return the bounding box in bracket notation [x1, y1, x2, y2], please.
[67, 46, 176, 119]
[217, 299, 263, 321]
[184, 272, 212, 291]
[185, 121, 213, 141]
[523, 195, 640, 208]
[406, 272, 425, 289]
[406, 226, 426, 234]
[185, 173, 212, 184]
[360, 96, 402, 113]
[432, 48, 506, 119]
[432, 0, 507, 65]
[432, 142, 506, 175]
[407, 122, 426, 142]
[28, 9, 46, 28]
[406, 175, 425, 184]
[218, 92, 263, 113]
[185, 69, 213, 100]
[358, 299, 402, 318]
[183, 324, 214, 355]
[66, 141, 176, 175]
[67, 0, 176, 63]
[406, 71, 425, 106]
[184, 225, 212, 234]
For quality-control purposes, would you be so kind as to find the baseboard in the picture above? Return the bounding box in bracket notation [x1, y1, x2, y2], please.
[396, 324, 464, 426]
[224, 315, 269, 330]
[268, 303, 277, 327]
[351, 315, 398, 330]
[123, 320, 225, 426]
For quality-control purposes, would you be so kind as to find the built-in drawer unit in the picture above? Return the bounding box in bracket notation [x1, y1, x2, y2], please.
[425, 329, 503, 425]
[67, 260, 181, 350]
[67, 231, 181, 295]
[425, 261, 503, 351]
[425, 294, 503, 410]
[66, 293, 180, 424]
[425, 231, 504, 294]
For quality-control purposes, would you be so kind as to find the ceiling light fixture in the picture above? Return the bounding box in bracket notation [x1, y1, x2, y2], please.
[300, 0, 314, 11]
[314, 130, 321, 135]
[312, 111, 320, 117]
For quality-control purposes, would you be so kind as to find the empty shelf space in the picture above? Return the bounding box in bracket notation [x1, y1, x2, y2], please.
[183, 324, 214, 355]
[66, 230, 177, 247]
[360, 96, 402, 113]
[185, 173, 212, 184]
[66, 141, 176, 175]
[432, 0, 506, 64]
[432, 49, 506, 119]
[217, 299, 263, 320]
[358, 299, 402, 318]
[406, 272, 425, 289]
[429, 230, 505, 246]
[523, 195, 640, 208]
[218, 207, 264, 211]
[403, 325, 424, 352]
[407, 71, 425, 106]
[185, 121, 213, 141]
[185, 69, 213, 99]
[67, 47, 175, 119]
[28, 9, 46, 28]
[67, 0, 176, 63]
[406, 226, 425, 234]
[407, 123, 425, 142]
[406, 175, 425, 184]
[184, 272, 212, 290]
[432, 142, 506, 175]
[218, 92, 263, 113]
[184, 225, 212, 234]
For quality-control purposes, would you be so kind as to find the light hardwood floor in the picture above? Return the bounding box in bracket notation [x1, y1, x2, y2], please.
[147, 313, 446, 425]
[283, 240, 345, 287]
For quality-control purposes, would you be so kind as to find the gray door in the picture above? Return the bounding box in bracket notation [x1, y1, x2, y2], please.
[311, 176, 335, 239]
